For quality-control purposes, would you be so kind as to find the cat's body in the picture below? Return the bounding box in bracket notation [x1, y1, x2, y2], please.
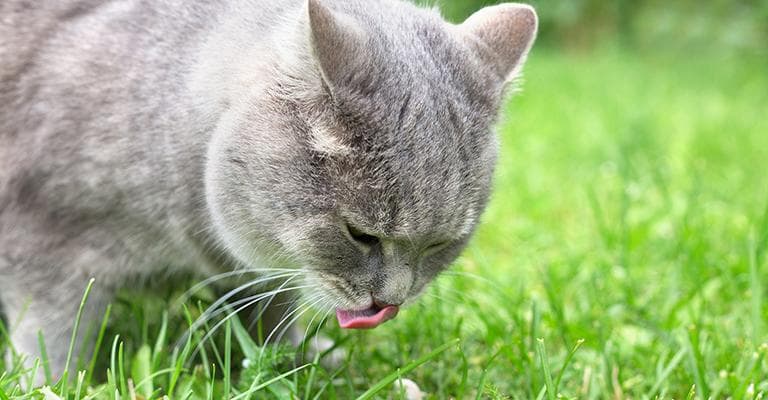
[0, 0, 536, 380]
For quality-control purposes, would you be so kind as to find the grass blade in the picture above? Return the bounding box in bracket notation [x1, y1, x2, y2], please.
[74, 371, 85, 400]
[475, 347, 503, 400]
[648, 347, 687, 397]
[85, 304, 111, 387]
[223, 320, 232, 398]
[749, 230, 764, 343]
[536, 338, 556, 400]
[231, 312, 259, 362]
[231, 364, 312, 400]
[152, 311, 169, 368]
[356, 338, 459, 400]
[37, 331, 52, 386]
[61, 278, 96, 393]
[131, 345, 153, 398]
[554, 338, 585, 393]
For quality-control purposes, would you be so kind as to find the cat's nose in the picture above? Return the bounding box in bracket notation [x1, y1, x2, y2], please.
[373, 297, 401, 308]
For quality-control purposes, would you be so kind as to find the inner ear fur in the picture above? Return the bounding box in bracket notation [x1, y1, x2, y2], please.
[459, 3, 538, 82]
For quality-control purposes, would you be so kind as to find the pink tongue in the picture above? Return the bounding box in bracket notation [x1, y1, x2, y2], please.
[336, 305, 399, 329]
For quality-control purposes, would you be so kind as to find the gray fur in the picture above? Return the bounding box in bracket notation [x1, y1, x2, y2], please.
[0, 0, 537, 379]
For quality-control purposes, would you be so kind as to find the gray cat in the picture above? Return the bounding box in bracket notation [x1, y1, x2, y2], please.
[0, 0, 537, 381]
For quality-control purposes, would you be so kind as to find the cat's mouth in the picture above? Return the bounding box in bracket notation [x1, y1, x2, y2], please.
[335, 304, 399, 329]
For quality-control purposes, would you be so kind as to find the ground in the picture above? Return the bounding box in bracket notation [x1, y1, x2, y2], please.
[2, 46, 767, 399]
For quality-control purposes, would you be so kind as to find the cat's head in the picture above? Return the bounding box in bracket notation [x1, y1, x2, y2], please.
[205, 0, 537, 329]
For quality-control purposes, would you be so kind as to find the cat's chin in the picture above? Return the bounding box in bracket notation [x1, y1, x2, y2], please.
[335, 305, 400, 329]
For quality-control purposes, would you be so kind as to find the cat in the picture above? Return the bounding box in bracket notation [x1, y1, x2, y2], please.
[0, 0, 537, 382]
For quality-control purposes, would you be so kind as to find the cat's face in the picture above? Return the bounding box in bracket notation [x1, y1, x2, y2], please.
[205, 0, 537, 328]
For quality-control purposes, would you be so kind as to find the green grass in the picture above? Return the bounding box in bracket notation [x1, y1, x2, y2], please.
[2, 46, 767, 398]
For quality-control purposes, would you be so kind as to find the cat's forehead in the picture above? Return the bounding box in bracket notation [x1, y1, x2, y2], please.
[322, 4, 500, 119]
[361, 25, 498, 117]
[319, 99, 497, 240]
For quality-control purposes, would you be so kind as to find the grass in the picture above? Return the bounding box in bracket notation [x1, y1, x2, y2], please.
[2, 46, 767, 398]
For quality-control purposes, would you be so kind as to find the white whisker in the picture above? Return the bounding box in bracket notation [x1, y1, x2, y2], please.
[196, 276, 300, 336]
[194, 272, 300, 322]
[197, 284, 312, 329]
[258, 294, 326, 361]
[185, 276, 304, 358]
[270, 296, 327, 351]
[179, 269, 303, 303]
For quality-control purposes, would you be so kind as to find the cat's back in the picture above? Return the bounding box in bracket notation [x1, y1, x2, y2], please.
[0, 1, 84, 81]
[0, 1, 106, 200]
[0, 0, 297, 219]
[0, 1, 151, 103]
[0, 0, 221, 227]
[1, 0, 204, 122]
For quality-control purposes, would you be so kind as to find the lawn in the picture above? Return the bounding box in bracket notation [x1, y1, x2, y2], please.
[2, 46, 767, 399]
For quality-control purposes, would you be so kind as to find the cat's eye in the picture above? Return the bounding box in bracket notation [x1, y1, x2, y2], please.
[425, 241, 450, 254]
[346, 224, 379, 247]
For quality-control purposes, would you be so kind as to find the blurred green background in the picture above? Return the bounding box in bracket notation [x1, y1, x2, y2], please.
[437, 0, 767, 57]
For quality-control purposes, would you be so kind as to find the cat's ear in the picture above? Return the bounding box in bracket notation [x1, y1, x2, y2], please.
[306, 0, 367, 95]
[458, 3, 538, 83]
